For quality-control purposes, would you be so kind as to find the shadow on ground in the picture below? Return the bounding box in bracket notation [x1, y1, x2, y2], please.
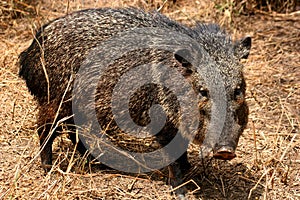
[52, 140, 263, 200]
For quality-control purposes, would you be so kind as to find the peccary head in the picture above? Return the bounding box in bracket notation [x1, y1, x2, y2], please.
[174, 24, 251, 160]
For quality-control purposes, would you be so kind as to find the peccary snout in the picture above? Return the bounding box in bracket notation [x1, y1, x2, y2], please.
[213, 146, 236, 160]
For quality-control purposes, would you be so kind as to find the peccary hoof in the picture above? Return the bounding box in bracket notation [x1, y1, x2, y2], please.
[41, 163, 53, 173]
[176, 194, 186, 200]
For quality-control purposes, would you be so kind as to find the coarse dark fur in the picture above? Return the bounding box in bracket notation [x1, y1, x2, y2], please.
[19, 7, 251, 196]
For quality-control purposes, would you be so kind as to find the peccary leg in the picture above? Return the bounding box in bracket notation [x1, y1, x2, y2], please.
[168, 151, 191, 196]
[68, 130, 90, 159]
[38, 123, 56, 172]
[37, 103, 60, 172]
[63, 116, 95, 162]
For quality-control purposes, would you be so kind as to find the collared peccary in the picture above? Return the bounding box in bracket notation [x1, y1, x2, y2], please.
[19, 7, 251, 196]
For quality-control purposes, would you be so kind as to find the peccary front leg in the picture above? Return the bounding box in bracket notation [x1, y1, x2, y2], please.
[68, 129, 95, 163]
[168, 151, 191, 197]
[68, 132, 88, 156]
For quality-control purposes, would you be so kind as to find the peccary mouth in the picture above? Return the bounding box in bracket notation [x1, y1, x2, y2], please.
[213, 146, 236, 160]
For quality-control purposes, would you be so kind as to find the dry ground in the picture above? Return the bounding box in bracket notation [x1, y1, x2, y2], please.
[0, 0, 299, 199]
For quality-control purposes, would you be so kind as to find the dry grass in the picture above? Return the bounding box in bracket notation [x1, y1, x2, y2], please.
[234, 0, 299, 13]
[0, 0, 299, 199]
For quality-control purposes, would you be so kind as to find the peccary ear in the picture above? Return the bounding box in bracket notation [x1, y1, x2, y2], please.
[174, 49, 193, 76]
[234, 36, 251, 59]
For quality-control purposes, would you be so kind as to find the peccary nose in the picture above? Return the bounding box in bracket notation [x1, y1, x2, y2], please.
[213, 146, 236, 160]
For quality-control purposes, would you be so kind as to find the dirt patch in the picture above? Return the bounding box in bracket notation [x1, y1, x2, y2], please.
[0, 0, 299, 199]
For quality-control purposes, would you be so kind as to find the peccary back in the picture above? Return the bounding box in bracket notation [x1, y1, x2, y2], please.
[19, 7, 251, 196]
[20, 8, 190, 101]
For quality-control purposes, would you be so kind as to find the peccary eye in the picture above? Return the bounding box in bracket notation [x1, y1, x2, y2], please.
[234, 87, 243, 99]
[199, 88, 209, 98]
